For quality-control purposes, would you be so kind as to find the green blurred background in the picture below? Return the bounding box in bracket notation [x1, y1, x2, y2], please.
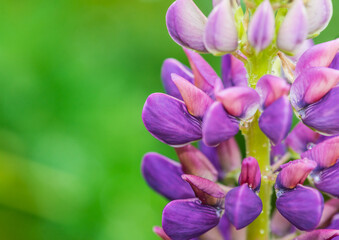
[0, 0, 337, 239]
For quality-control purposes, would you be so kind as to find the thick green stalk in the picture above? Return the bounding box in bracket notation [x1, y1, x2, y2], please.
[242, 53, 276, 240]
[243, 113, 272, 240]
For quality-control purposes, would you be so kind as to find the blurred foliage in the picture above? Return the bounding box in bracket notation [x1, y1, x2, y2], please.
[0, 0, 337, 239]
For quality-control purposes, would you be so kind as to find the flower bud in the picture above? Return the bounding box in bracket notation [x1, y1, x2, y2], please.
[248, 0, 275, 52]
[166, 0, 208, 52]
[277, 0, 308, 54]
[204, 0, 238, 55]
[238, 157, 261, 192]
[305, 0, 333, 36]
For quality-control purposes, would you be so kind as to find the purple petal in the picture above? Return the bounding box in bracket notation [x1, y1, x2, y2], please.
[271, 142, 287, 165]
[142, 153, 195, 200]
[295, 38, 339, 76]
[199, 138, 242, 179]
[276, 185, 324, 231]
[217, 138, 242, 175]
[285, 122, 321, 154]
[295, 229, 339, 240]
[224, 184, 262, 229]
[301, 136, 339, 169]
[221, 55, 248, 88]
[256, 74, 290, 110]
[172, 73, 213, 118]
[276, 159, 317, 190]
[290, 39, 314, 61]
[313, 161, 339, 198]
[238, 157, 261, 192]
[319, 199, 339, 228]
[166, 0, 208, 52]
[198, 227, 224, 240]
[327, 214, 339, 230]
[277, 0, 308, 54]
[259, 96, 293, 145]
[216, 87, 260, 120]
[153, 226, 171, 240]
[248, 0, 275, 51]
[330, 53, 339, 70]
[182, 174, 226, 207]
[162, 198, 220, 240]
[175, 144, 218, 182]
[199, 141, 223, 180]
[218, 214, 231, 240]
[290, 67, 339, 111]
[271, 209, 295, 237]
[184, 49, 223, 97]
[204, 0, 238, 55]
[142, 93, 202, 146]
[161, 58, 194, 100]
[300, 87, 339, 136]
[305, 0, 333, 36]
[202, 102, 239, 146]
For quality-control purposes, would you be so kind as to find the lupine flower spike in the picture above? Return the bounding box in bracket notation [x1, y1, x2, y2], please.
[141, 0, 339, 239]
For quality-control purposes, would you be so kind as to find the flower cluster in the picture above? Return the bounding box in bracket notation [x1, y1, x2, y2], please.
[140, 0, 339, 239]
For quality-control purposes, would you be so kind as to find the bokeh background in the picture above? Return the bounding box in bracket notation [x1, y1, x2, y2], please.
[0, 0, 337, 239]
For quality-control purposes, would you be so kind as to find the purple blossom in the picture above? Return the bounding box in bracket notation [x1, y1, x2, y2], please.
[141, 1, 339, 239]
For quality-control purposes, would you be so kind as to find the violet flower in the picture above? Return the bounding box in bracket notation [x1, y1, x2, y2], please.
[141, 1, 339, 239]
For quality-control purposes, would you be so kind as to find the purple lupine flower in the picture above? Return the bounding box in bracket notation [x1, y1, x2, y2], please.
[275, 159, 324, 230]
[142, 1, 339, 239]
[256, 75, 292, 145]
[224, 157, 262, 229]
[290, 39, 339, 135]
[301, 136, 339, 197]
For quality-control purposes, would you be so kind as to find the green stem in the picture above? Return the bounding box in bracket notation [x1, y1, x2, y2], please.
[242, 53, 276, 240]
[243, 113, 273, 240]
